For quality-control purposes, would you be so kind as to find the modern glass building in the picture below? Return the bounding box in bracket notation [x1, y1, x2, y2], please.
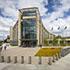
[21, 18, 37, 47]
[10, 7, 70, 47]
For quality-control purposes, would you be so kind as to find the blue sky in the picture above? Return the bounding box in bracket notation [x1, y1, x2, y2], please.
[0, 0, 70, 40]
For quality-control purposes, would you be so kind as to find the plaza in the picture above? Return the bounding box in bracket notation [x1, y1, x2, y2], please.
[0, 46, 70, 70]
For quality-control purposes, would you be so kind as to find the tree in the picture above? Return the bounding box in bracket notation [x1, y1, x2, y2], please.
[44, 39, 49, 46]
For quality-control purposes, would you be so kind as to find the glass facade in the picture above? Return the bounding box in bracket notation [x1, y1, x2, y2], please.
[21, 18, 37, 47]
[22, 18, 36, 39]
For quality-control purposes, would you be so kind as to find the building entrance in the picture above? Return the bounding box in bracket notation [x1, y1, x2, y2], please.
[21, 40, 37, 47]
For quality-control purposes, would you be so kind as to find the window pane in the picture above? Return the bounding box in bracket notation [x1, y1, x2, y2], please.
[22, 18, 37, 39]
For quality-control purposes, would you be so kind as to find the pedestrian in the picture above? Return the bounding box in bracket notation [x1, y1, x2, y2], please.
[4, 45, 7, 50]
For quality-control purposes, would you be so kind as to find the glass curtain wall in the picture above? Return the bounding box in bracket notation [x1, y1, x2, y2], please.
[21, 18, 37, 47]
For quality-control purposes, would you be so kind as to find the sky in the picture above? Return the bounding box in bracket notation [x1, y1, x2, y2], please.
[0, 0, 70, 40]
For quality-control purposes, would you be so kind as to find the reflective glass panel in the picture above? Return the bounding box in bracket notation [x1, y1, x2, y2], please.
[22, 18, 37, 39]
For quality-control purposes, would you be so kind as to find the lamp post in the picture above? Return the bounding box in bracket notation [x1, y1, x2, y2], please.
[51, 27, 53, 47]
[51, 26, 60, 47]
[63, 26, 67, 46]
[51, 25, 67, 47]
[57, 26, 60, 47]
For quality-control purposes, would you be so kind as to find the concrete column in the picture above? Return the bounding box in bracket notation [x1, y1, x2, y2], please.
[21, 56, 24, 64]
[1, 56, 4, 62]
[52, 55, 55, 62]
[48, 57, 52, 65]
[14, 56, 17, 63]
[18, 12, 22, 46]
[7, 56, 11, 63]
[55, 54, 59, 60]
[58, 53, 61, 59]
[36, 11, 40, 46]
[28, 56, 31, 64]
[38, 57, 42, 64]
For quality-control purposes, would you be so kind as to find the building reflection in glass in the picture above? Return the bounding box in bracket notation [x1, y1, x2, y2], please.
[21, 18, 37, 47]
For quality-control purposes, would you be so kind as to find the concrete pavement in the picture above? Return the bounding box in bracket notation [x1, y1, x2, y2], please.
[0, 53, 70, 70]
[0, 46, 70, 70]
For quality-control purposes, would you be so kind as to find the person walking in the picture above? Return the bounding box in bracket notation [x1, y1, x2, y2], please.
[2, 43, 7, 50]
[4, 45, 7, 50]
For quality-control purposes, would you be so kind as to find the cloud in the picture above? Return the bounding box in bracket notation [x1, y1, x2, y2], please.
[0, 0, 46, 40]
[41, 0, 70, 37]
[0, 0, 19, 40]
[18, 0, 46, 16]
[0, 0, 70, 40]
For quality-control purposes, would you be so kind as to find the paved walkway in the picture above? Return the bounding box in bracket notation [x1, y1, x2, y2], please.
[0, 53, 70, 70]
[0, 46, 70, 70]
[0, 47, 43, 64]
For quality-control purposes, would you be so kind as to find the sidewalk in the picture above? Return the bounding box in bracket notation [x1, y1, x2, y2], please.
[0, 53, 70, 70]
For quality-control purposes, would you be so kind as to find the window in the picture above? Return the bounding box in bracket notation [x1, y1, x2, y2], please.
[21, 18, 37, 39]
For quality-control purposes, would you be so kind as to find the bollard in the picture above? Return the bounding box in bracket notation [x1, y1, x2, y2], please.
[38, 57, 42, 64]
[58, 53, 61, 59]
[21, 56, 24, 64]
[7, 56, 11, 63]
[28, 56, 31, 64]
[14, 56, 17, 63]
[1, 56, 4, 62]
[52, 55, 55, 62]
[48, 57, 52, 65]
[55, 53, 59, 60]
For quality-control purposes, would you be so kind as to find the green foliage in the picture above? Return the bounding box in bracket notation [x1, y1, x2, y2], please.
[60, 40, 65, 46]
[44, 36, 70, 46]
[44, 39, 49, 46]
[53, 39, 58, 46]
